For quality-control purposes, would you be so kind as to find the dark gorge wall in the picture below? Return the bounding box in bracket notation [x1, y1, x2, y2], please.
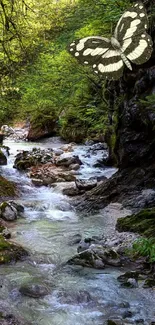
[76, 1, 155, 213]
[114, 0, 155, 169]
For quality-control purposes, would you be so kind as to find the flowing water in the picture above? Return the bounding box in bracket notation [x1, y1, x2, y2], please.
[0, 137, 155, 325]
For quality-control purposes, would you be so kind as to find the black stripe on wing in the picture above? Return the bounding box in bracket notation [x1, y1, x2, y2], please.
[68, 37, 112, 65]
[122, 32, 153, 65]
[114, 2, 148, 43]
[92, 53, 124, 80]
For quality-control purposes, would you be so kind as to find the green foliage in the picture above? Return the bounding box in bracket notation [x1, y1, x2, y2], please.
[133, 237, 155, 263]
[139, 94, 155, 109]
[0, 0, 132, 140]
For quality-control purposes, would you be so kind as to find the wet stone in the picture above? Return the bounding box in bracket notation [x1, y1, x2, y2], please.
[68, 234, 82, 245]
[19, 283, 49, 298]
[57, 289, 92, 304]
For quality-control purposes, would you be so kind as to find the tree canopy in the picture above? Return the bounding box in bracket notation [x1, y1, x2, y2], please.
[0, 0, 132, 141]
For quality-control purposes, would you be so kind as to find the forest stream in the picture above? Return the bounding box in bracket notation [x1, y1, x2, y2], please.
[0, 137, 155, 325]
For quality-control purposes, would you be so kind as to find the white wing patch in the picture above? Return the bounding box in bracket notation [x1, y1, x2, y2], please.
[123, 11, 138, 18]
[98, 60, 123, 73]
[83, 47, 108, 56]
[127, 39, 148, 60]
[123, 19, 141, 39]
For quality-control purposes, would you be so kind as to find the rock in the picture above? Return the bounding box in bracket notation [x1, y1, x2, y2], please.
[19, 283, 49, 298]
[85, 140, 95, 146]
[75, 179, 97, 191]
[77, 240, 91, 253]
[14, 148, 54, 170]
[90, 142, 108, 151]
[55, 154, 82, 167]
[68, 163, 80, 170]
[121, 278, 138, 288]
[57, 289, 91, 304]
[143, 278, 155, 288]
[67, 249, 105, 269]
[116, 208, 155, 238]
[8, 201, 24, 213]
[1, 125, 14, 135]
[0, 201, 24, 221]
[26, 122, 57, 141]
[53, 148, 64, 156]
[0, 176, 16, 198]
[31, 178, 44, 186]
[107, 321, 123, 325]
[0, 150, 7, 165]
[29, 164, 76, 186]
[0, 235, 28, 264]
[68, 234, 82, 245]
[0, 202, 17, 221]
[62, 187, 85, 196]
[117, 271, 139, 283]
[60, 143, 75, 152]
[1, 228, 11, 239]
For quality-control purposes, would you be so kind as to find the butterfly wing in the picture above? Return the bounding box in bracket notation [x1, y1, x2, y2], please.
[114, 2, 148, 41]
[115, 2, 153, 65]
[68, 36, 124, 79]
[68, 37, 111, 65]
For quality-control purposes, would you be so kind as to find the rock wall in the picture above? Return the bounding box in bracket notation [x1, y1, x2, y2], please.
[113, 0, 155, 169]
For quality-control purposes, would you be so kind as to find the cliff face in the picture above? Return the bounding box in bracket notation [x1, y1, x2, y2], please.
[76, 1, 155, 213]
[114, 0, 155, 169]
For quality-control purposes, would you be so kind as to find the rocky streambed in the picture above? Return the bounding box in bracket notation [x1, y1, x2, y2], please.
[0, 136, 155, 325]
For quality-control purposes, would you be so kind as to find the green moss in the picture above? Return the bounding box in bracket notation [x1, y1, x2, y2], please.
[16, 158, 36, 170]
[116, 208, 155, 238]
[0, 235, 11, 250]
[0, 201, 8, 212]
[0, 176, 16, 197]
[0, 234, 28, 264]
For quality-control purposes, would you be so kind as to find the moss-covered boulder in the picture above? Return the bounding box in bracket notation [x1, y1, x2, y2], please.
[116, 208, 155, 238]
[0, 176, 16, 199]
[0, 234, 28, 264]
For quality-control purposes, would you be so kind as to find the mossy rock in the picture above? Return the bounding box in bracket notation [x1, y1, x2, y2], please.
[0, 235, 28, 264]
[0, 176, 16, 198]
[15, 159, 35, 170]
[116, 208, 155, 238]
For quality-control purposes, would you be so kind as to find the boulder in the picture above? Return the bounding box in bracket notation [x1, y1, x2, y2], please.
[29, 164, 76, 186]
[62, 186, 85, 196]
[57, 289, 92, 304]
[0, 235, 28, 264]
[1, 125, 14, 135]
[68, 234, 82, 245]
[75, 179, 97, 191]
[68, 244, 122, 269]
[0, 202, 17, 221]
[0, 201, 24, 221]
[67, 249, 105, 269]
[55, 154, 82, 167]
[19, 283, 49, 298]
[14, 148, 54, 170]
[26, 122, 57, 141]
[90, 142, 108, 151]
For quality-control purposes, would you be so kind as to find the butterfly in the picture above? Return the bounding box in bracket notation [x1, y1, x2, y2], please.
[68, 2, 153, 80]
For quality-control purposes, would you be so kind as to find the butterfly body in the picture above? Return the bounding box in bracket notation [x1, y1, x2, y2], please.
[68, 2, 153, 80]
